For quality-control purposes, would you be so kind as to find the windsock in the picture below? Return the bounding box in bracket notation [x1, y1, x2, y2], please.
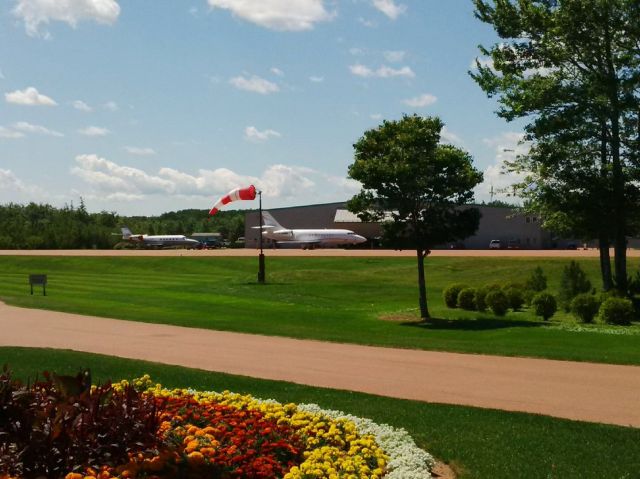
[209, 185, 257, 215]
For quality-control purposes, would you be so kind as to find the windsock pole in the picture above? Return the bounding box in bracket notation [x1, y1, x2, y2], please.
[257, 190, 265, 284]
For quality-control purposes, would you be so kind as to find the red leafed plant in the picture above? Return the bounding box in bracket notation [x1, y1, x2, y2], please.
[0, 367, 165, 478]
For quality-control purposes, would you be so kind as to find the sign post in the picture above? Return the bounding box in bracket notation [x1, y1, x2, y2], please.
[257, 190, 266, 284]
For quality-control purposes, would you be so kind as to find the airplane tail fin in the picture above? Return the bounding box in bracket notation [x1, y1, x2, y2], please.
[262, 211, 284, 230]
[121, 226, 133, 239]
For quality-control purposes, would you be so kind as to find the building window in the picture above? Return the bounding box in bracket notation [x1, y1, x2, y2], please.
[532, 216, 537, 222]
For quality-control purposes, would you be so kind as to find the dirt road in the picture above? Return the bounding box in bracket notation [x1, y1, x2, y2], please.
[1, 301, 638, 428]
[1, 248, 639, 257]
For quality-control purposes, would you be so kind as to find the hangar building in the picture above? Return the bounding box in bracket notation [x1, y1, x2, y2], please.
[243, 202, 568, 249]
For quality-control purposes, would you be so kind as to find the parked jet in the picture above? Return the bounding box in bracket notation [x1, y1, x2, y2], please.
[120, 227, 200, 249]
[258, 212, 367, 249]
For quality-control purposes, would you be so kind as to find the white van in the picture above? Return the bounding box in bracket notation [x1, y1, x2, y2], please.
[489, 239, 501, 249]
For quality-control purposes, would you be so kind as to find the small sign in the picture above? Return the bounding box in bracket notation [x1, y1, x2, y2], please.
[29, 274, 47, 296]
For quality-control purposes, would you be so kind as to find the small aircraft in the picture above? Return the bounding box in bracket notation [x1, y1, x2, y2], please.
[119, 227, 200, 249]
[258, 211, 367, 249]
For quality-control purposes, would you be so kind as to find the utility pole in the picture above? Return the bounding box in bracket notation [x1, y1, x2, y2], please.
[257, 190, 265, 284]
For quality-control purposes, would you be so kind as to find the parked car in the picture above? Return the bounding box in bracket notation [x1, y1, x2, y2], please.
[489, 239, 502, 249]
[507, 239, 521, 249]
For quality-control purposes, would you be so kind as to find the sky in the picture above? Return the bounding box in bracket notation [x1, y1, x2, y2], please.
[0, 0, 528, 216]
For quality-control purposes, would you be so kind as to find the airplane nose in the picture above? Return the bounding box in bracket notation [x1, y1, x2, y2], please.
[355, 235, 366, 244]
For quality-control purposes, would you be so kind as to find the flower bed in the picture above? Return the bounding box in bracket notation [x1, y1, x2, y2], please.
[0, 372, 434, 479]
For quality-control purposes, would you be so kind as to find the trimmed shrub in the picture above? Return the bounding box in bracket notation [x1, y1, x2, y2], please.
[485, 290, 509, 316]
[444, 283, 467, 308]
[559, 261, 592, 310]
[570, 293, 600, 323]
[522, 288, 536, 306]
[474, 287, 488, 312]
[525, 266, 547, 292]
[531, 292, 557, 321]
[598, 297, 634, 325]
[457, 287, 477, 310]
[503, 286, 525, 311]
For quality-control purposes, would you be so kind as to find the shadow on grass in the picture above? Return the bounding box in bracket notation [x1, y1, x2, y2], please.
[403, 316, 544, 331]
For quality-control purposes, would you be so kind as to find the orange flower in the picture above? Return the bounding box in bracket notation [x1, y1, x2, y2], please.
[187, 451, 205, 467]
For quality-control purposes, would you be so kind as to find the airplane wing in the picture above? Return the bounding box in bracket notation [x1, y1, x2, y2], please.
[275, 240, 322, 248]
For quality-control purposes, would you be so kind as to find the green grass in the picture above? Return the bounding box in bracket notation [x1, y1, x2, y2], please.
[2, 347, 638, 479]
[1, 256, 639, 364]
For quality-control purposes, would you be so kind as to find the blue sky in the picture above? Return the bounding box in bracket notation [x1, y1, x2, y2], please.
[0, 0, 527, 215]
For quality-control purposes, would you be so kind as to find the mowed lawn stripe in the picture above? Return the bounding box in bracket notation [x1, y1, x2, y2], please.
[1, 256, 639, 364]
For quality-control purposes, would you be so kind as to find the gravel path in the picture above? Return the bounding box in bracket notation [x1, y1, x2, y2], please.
[1, 301, 638, 428]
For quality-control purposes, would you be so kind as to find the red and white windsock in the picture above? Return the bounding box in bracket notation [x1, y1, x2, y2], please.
[209, 185, 257, 215]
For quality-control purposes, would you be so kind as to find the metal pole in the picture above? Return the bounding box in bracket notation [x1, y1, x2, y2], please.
[258, 190, 265, 283]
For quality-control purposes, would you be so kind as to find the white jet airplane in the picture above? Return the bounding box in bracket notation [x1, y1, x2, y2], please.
[258, 212, 367, 249]
[120, 227, 200, 249]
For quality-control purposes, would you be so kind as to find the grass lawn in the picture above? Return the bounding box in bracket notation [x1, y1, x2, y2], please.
[1, 347, 638, 479]
[0, 255, 639, 364]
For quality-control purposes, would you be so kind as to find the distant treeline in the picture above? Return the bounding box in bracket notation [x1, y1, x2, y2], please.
[0, 201, 247, 249]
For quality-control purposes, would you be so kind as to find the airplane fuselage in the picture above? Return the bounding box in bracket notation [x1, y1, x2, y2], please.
[129, 235, 200, 249]
[263, 229, 366, 248]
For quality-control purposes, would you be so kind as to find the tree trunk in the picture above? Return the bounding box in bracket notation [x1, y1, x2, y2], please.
[416, 248, 430, 320]
[604, 15, 628, 292]
[598, 234, 613, 291]
[598, 122, 613, 292]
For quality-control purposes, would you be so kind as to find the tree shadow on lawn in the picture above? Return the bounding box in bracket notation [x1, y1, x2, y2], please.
[402, 316, 545, 331]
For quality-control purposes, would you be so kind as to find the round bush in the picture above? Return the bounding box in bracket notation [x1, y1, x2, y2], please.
[503, 286, 525, 311]
[485, 290, 509, 316]
[457, 287, 477, 310]
[570, 293, 600, 323]
[531, 292, 557, 321]
[474, 287, 489, 312]
[522, 289, 536, 306]
[443, 283, 468, 309]
[598, 297, 634, 325]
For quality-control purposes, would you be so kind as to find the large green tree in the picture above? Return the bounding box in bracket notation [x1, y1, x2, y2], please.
[347, 115, 482, 319]
[471, 0, 640, 292]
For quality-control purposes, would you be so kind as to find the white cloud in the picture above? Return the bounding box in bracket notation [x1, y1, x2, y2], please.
[5, 87, 57, 106]
[0, 169, 28, 191]
[0, 169, 46, 198]
[13, 0, 120, 37]
[0, 127, 25, 139]
[125, 146, 156, 156]
[370, 113, 382, 120]
[71, 154, 359, 205]
[383, 50, 405, 62]
[309, 76, 324, 83]
[13, 121, 64, 137]
[103, 100, 118, 111]
[207, 0, 335, 31]
[349, 47, 365, 56]
[357, 17, 376, 28]
[470, 56, 495, 71]
[475, 132, 530, 202]
[229, 74, 279, 94]
[78, 126, 110, 136]
[73, 100, 93, 112]
[440, 126, 463, 146]
[402, 93, 437, 108]
[244, 126, 281, 142]
[372, 0, 406, 20]
[270, 67, 284, 76]
[350, 64, 415, 79]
